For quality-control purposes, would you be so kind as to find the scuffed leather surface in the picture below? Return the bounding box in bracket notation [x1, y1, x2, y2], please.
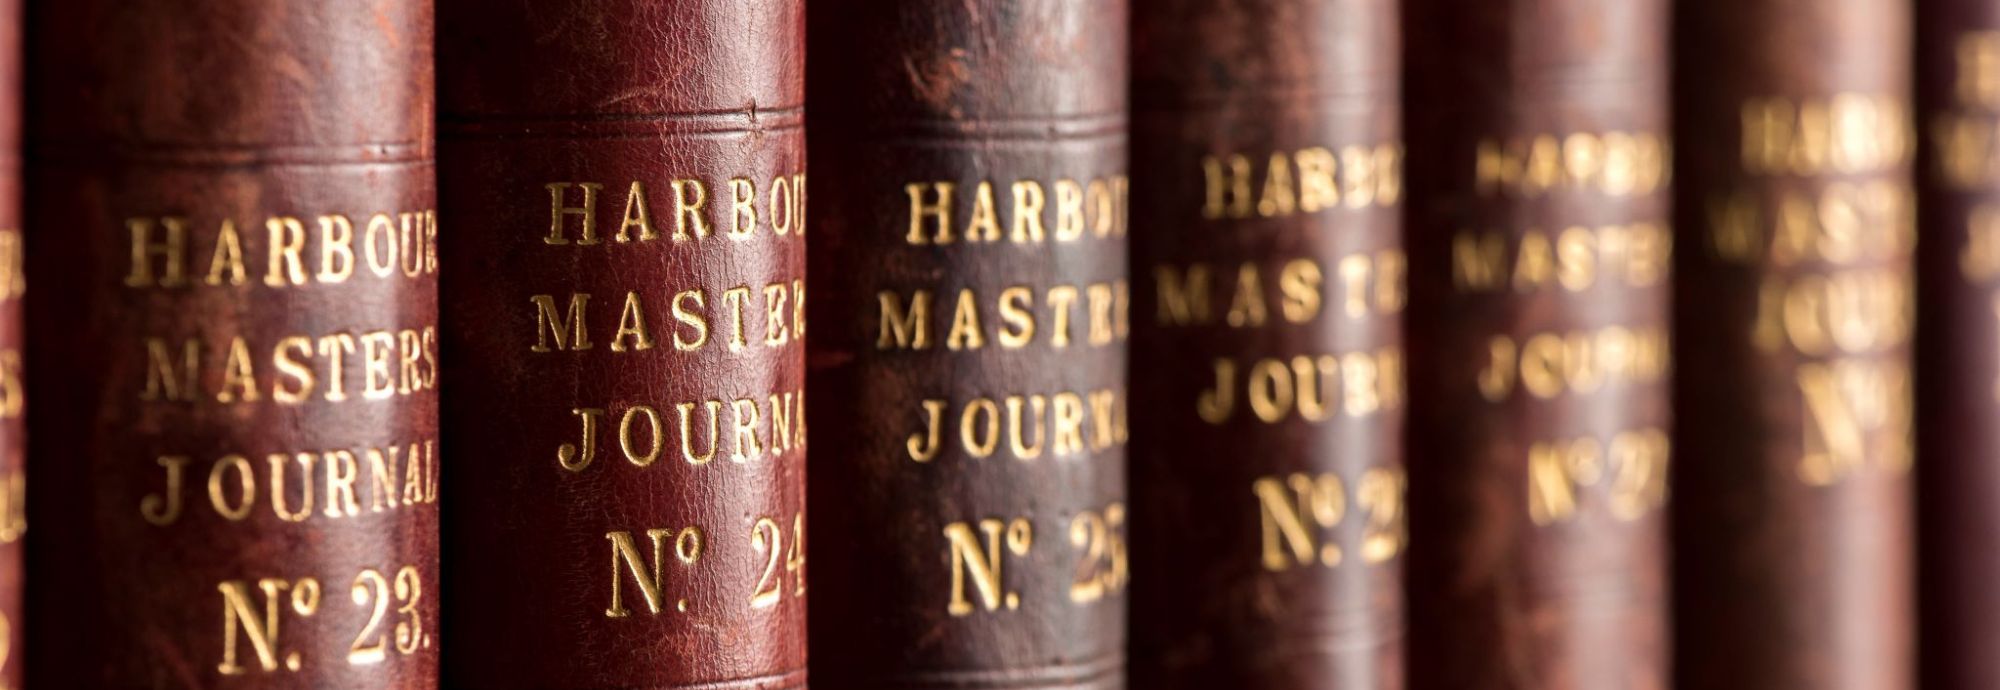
[1128, 1, 1404, 687]
[1673, 0, 1915, 688]
[23, 1, 439, 687]
[806, 1, 1130, 688]
[437, 1, 807, 688]
[1403, 0, 1672, 688]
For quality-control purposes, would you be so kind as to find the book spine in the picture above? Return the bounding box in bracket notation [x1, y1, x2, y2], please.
[0, 0, 19, 686]
[436, 1, 807, 688]
[1403, 0, 1672, 687]
[1918, 1, 2000, 687]
[805, 1, 1130, 687]
[1127, 0, 1404, 687]
[1673, 0, 1916, 687]
[22, 1, 440, 687]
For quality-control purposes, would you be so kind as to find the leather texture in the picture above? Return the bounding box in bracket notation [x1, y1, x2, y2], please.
[1916, 1, 2000, 688]
[0, 0, 19, 685]
[437, 1, 808, 688]
[806, 1, 1130, 687]
[1128, 1, 1405, 687]
[1673, 0, 1916, 688]
[1402, 1, 1673, 688]
[23, 1, 440, 687]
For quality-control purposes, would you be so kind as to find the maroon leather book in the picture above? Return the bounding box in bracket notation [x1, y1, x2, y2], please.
[0, 0, 20, 685]
[806, 1, 1130, 688]
[1918, 1, 2000, 687]
[1403, 1, 1672, 687]
[1128, 1, 1404, 687]
[437, 1, 807, 688]
[1674, 0, 1916, 687]
[23, 1, 439, 686]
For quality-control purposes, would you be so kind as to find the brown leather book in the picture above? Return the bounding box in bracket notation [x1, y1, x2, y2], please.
[0, 0, 19, 685]
[22, 1, 439, 686]
[1918, 1, 2000, 687]
[1674, 0, 1916, 687]
[805, 1, 1130, 688]
[436, 1, 807, 688]
[1402, 1, 1673, 687]
[1127, 1, 1404, 687]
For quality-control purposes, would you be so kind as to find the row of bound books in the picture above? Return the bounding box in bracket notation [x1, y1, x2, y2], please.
[0, 0, 1986, 688]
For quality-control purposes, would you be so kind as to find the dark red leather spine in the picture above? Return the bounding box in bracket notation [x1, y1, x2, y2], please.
[23, 1, 440, 687]
[437, 1, 807, 688]
[1128, 1, 1404, 687]
[1403, 1, 1672, 687]
[806, 1, 1129, 687]
[1673, 0, 1916, 688]
[0, 0, 20, 685]
[1917, 1, 2000, 687]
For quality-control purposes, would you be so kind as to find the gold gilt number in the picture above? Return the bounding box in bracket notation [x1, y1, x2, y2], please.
[786, 513, 806, 597]
[1069, 503, 1130, 603]
[1355, 467, 1407, 563]
[750, 514, 807, 608]
[393, 566, 424, 654]
[348, 570, 391, 665]
[750, 518, 783, 608]
[349, 565, 425, 665]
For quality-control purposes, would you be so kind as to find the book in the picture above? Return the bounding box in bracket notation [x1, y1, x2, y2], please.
[435, 1, 807, 688]
[1127, 0, 1405, 686]
[0, 0, 18, 685]
[1917, 1, 2000, 687]
[804, 1, 1130, 687]
[1673, 0, 1916, 687]
[1400, 1, 1680, 684]
[1402, 0, 1673, 686]
[22, 0, 440, 686]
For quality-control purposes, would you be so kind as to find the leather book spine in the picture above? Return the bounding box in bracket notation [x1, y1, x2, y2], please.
[1127, 1, 1404, 687]
[1917, 1, 2000, 687]
[1673, 0, 1916, 687]
[22, 1, 440, 687]
[436, 1, 807, 688]
[0, 0, 19, 685]
[805, 1, 1130, 687]
[1402, 1, 1673, 687]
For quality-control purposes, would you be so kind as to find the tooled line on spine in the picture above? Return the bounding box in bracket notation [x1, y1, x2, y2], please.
[855, 112, 1128, 142]
[647, 666, 811, 690]
[846, 653, 1127, 688]
[1133, 80, 1398, 112]
[440, 105, 806, 139]
[1264, 611, 1409, 655]
[28, 141, 432, 167]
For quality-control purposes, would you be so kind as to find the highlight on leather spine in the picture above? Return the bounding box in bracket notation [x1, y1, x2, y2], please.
[1127, 1, 1405, 687]
[1402, 0, 1672, 687]
[0, 0, 21, 685]
[1673, 0, 1915, 687]
[436, 1, 806, 688]
[805, 1, 1130, 687]
[22, 1, 439, 686]
[1918, 1, 2000, 687]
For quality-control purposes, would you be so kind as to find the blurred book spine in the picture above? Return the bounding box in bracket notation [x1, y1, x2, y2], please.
[1672, 0, 1916, 687]
[1128, 0, 1407, 687]
[1403, 1, 1673, 687]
